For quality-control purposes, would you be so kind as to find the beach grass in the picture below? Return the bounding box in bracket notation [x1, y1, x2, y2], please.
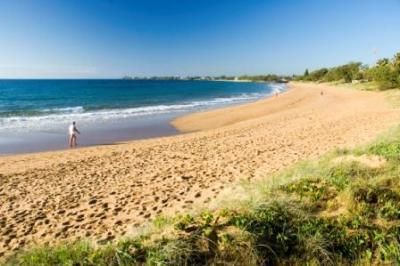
[5, 126, 400, 265]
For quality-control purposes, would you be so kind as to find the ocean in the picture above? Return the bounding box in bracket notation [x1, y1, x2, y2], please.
[0, 79, 286, 154]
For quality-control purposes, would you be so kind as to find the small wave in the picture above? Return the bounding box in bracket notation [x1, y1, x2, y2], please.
[268, 83, 287, 94]
[41, 106, 85, 114]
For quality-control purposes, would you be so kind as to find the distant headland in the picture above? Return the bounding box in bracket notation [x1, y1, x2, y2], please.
[121, 74, 290, 83]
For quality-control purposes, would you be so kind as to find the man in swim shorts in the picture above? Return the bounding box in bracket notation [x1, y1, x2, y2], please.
[69, 121, 80, 148]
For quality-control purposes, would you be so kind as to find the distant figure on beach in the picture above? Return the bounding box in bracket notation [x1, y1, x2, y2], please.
[320, 91, 324, 96]
[69, 121, 80, 148]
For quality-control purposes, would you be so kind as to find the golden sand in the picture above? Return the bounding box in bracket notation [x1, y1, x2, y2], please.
[1, 82, 399, 256]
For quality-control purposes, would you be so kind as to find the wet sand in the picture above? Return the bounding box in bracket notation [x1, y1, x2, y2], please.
[0, 113, 179, 155]
[1, 82, 400, 257]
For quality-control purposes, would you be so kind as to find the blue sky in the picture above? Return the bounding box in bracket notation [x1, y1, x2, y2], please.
[0, 0, 399, 78]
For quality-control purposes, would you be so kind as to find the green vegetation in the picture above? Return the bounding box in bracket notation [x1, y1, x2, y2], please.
[6, 128, 400, 265]
[206, 74, 291, 82]
[297, 51, 400, 90]
[120, 75, 292, 83]
[237, 74, 290, 82]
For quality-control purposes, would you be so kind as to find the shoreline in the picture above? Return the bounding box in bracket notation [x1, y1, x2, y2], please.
[0, 81, 283, 156]
[0, 113, 180, 156]
[1, 82, 400, 257]
[171, 84, 291, 132]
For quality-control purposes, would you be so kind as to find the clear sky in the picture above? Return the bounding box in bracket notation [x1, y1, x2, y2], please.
[0, 0, 399, 78]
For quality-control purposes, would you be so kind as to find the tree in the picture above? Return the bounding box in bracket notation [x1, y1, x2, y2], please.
[343, 71, 352, 83]
[392, 53, 400, 87]
[365, 53, 400, 89]
[393, 53, 400, 67]
[295, 51, 399, 88]
[354, 71, 364, 80]
[369, 64, 397, 89]
[307, 68, 328, 81]
[377, 58, 390, 66]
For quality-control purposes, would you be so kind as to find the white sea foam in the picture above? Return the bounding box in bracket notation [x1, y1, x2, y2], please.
[0, 86, 286, 132]
[269, 83, 287, 93]
[40, 106, 85, 114]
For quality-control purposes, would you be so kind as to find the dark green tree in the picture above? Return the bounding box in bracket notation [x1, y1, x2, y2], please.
[377, 58, 390, 66]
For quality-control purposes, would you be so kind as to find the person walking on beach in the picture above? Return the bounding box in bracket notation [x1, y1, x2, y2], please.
[69, 121, 80, 148]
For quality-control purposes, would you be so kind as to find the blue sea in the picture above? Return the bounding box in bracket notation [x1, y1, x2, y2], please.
[0, 80, 285, 154]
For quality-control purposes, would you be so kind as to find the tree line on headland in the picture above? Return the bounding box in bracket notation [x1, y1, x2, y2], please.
[122, 74, 290, 83]
[122, 51, 400, 89]
[297, 51, 400, 89]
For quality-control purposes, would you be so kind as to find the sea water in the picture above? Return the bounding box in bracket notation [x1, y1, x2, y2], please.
[0, 79, 285, 154]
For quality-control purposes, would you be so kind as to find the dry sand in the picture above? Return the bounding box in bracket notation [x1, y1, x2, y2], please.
[1, 82, 400, 257]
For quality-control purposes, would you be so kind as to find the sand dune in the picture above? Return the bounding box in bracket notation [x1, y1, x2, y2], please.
[1, 82, 400, 257]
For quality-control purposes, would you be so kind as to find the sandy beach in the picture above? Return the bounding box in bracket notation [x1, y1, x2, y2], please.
[1, 82, 400, 257]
